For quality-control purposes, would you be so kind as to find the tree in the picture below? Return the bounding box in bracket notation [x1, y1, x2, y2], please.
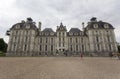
[0, 38, 7, 52]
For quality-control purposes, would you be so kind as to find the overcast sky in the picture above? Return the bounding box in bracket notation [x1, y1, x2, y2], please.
[0, 0, 120, 43]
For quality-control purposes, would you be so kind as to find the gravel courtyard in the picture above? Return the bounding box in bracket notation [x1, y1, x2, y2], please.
[0, 57, 120, 79]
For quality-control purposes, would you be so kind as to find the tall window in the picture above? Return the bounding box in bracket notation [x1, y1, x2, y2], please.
[59, 32, 61, 36]
[14, 44, 16, 51]
[51, 45, 53, 51]
[45, 45, 47, 51]
[109, 44, 111, 50]
[14, 36, 16, 42]
[70, 45, 72, 51]
[70, 38, 72, 43]
[63, 32, 64, 36]
[24, 45, 27, 51]
[96, 36, 99, 42]
[59, 43, 61, 47]
[76, 38, 78, 43]
[40, 45, 42, 51]
[46, 38, 48, 43]
[63, 43, 64, 47]
[81, 38, 83, 43]
[63, 38, 64, 41]
[76, 45, 78, 51]
[51, 38, 53, 43]
[25, 37, 28, 41]
[26, 31, 28, 35]
[59, 38, 61, 42]
[16, 31, 18, 35]
[82, 45, 84, 51]
[97, 44, 100, 50]
[107, 36, 110, 42]
[40, 38, 42, 43]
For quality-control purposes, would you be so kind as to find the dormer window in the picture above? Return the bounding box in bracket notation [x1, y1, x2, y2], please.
[94, 24, 98, 28]
[26, 24, 30, 29]
[69, 32, 73, 35]
[50, 32, 54, 35]
[74, 33, 78, 35]
[45, 33, 49, 35]
[16, 25, 20, 29]
[104, 24, 109, 28]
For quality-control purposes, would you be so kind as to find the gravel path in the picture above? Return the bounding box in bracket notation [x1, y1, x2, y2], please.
[0, 57, 120, 79]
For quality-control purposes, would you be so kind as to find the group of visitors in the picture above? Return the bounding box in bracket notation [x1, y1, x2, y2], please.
[109, 52, 120, 60]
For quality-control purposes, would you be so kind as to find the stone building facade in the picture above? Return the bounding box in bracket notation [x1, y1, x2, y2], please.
[6, 17, 118, 56]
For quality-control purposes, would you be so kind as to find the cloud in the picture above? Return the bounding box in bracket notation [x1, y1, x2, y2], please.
[0, 0, 120, 43]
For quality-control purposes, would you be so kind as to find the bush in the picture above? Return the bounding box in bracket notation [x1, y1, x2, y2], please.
[0, 51, 6, 56]
[0, 38, 7, 52]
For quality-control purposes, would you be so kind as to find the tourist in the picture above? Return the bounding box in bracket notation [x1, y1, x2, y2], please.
[80, 53, 83, 58]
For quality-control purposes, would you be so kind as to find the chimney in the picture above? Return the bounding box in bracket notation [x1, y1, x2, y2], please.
[82, 22, 85, 31]
[90, 17, 97, 22]
[26, 17, 33, 23]
[38, 22, 41, 31]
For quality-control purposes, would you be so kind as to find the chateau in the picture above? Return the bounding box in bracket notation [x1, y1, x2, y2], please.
[6, 17, 118, 56]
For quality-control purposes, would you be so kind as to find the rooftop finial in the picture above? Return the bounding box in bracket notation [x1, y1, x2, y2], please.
[82, 22, 85, 31]
[60, 22, 63, 26]
[38, 22, 42, 31]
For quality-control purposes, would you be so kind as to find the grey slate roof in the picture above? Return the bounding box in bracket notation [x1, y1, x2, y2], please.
[40, 28, 55, 36]
[69, 28, 81, 33]
[10, 18, 37, 30]
[86, 21, 114, 29]
[42, 28, 54, 32]
[11, 22, 37, 30]
[68, 28, 83, 36]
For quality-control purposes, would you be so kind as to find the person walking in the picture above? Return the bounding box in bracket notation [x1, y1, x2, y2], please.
[80, 53, 83, 59]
